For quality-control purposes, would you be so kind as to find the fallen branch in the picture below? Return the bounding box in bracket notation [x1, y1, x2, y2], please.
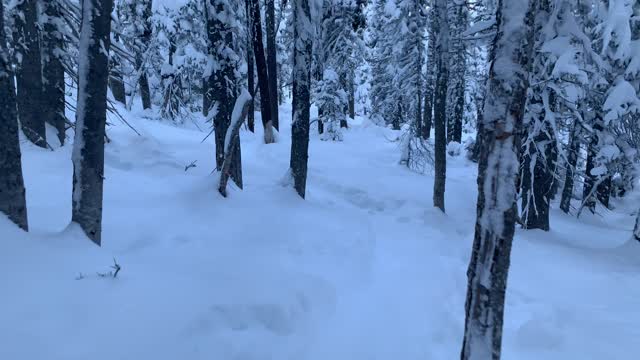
[218, 89, 252, 197]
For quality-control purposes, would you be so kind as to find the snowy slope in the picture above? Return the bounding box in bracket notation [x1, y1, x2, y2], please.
[1, 103, 639, 360]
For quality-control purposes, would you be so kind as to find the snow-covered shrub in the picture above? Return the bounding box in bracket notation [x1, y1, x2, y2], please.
[317, 68, 346, 141]
[447, 141, 463, 157]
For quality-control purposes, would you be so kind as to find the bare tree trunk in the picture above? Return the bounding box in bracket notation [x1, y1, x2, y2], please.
[219, 91, 251, 197]
[290, 0, 313, 198]
[15, 0, 46, 148]
[460, 0, 538, 358]
[72, 0, 115, 245]
[0, 1, 28, 231]
[266, 0, 279, 130]
[138, 0, 153, 110]
[248, 0, 275, 144]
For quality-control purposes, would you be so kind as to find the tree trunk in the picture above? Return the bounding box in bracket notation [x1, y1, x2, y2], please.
[290, 0, 313, 199]
[446, 1, 466, 144]
[205, 0, 242, 188]
[582, 132, 598, 213]
[109, 59, 127, 105]
[433, 0, 449, 213]
[0, 1, 28, 231]
[202, 77, 210, 117]
[139, 0, 153, 110]
[219, 91, 251, 197]
[248, 0, 275, 144]
[560, 122, 580, 213]
[460, 0, 538, 358]
[266, 0, 279, 131]
[521, 123, 555, 231]
[42, 0, 67, 146]
[15, 0, 46, 148]
[246, 0, 255, 133]
[72, 0, 115, 245]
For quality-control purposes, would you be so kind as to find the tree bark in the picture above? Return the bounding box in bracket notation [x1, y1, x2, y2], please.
[560, 122, 580, 213]
[248, 0, 275, 144]
[219, 91, 251, 197]
[433, 0, 449, 213]
[266, 0, 279, 130]
[0, 1, 28, 231]
[42, 0, 67, 146]
[15, 0, 46, 148]
[72, 0, 114, 245]
[138, 0, 153, 110]
[290, 0, 313, 198]
[460, 0, 538, 358]
[205, 0, 242, 188]
[246, 0, 255, 133]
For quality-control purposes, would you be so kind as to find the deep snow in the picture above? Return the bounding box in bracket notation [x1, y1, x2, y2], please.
[1, 103, 639, 360]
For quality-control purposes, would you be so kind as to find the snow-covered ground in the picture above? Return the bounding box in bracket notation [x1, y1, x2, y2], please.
[2, 104, 639, 360]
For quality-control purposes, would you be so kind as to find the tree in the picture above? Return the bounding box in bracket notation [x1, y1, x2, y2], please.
[317, 68, 346, 141]
[14, 0, 46, 147]
[205, 0, 243, 187]
[71, 0, 115, 245]
[445, 0, 467, 144]
[0, 0, 28, 231]
[289, 0, 314, 198]
[119, 0, 153, 110]
[266, 0, 279, 130]
[432, 0, 448, 212]
[248, 0, 276, 143]
[460, 0, 538, 358]
[41, 0, 67, 146]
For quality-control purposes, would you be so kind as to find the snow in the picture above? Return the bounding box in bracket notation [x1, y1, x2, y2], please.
[2, 102, 640, 360]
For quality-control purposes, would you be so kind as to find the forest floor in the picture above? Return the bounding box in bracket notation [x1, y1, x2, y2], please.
[1, 103, 639, 360]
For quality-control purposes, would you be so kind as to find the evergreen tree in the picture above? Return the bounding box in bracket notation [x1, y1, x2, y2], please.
[445, 0, 467, 144]
[432, 0, 449, 212]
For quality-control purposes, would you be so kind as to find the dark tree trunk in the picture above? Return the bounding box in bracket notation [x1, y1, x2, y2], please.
[460, 0, 538, 358]
[133, 0, 152, 110]
[246, 0, 255, 133]
[72, 0, 115, 245]
[248, 0, 275, 143]
[266, 0, 279, 130]
[318, 108, 325, 134]
[290, 0, 313, 198]
[583, 132, 598, 213]
[42, 0, 67, 146]
[560, 122, 580, 213]
[205, 0, 242, 188]
[109, 59, 127, 105]
[348, 75, 356, 119]
[422, 94, 432, 139]
[432, 0, 448, 213]
[0, 1, 28, 231]
[15, 0, 46, 148]
[521, 123, 555, 231]
[202, 77, 211, 117]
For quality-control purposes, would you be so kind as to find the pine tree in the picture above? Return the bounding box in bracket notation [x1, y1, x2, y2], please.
[119, 0, 153, 110]
[317, 67, 347, 141]
[0, 0, 28, 231]
[266, 0, 279, 130]
[72, 0, 115, 245]
[460, 0, 538, 358]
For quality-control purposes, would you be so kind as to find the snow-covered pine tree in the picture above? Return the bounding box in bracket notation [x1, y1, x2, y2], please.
[13, 0, 46, 147]
[118, 0, 153, 110]
[205, 0, 243, 187]
[445, 0, 467, 144]
[41, 0, 67, 146]
[72, 0, 114, 245]
[432, 0, 449, 212]
[460, 0, 539, 357]
[368, 0, 399, 128]
[289, 0, 315, 198]
[0, 0, 28, 231]
[317, 67, 347, 141]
